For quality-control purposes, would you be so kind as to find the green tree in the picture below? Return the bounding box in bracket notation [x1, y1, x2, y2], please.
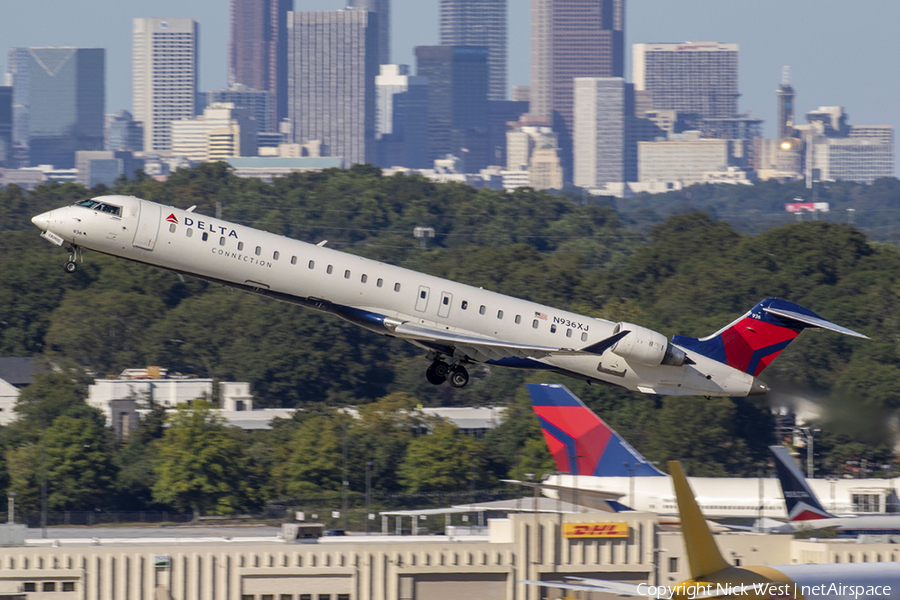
[42, 413, 118, 510]
[398, 422, 494, 493]
[152, 401, 254, 516]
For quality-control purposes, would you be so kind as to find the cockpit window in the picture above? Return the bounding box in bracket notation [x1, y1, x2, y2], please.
[74, 199, 121, 216]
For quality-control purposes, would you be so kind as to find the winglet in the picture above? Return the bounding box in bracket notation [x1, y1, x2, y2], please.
[668, 461, 731, 579]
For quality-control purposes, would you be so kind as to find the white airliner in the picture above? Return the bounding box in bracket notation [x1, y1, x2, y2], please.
[31, 195, 865, 393]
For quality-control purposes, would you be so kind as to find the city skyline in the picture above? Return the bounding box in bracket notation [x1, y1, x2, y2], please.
[0, 0, 898, 169]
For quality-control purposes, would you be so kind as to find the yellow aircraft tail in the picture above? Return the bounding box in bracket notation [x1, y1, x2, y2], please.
[668, 461, 731, 580]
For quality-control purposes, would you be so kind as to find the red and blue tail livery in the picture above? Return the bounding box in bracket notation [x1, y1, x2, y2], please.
[770, 445, 833, 521]
[672, 298, 868, 377]
[527, 383, 665, 478]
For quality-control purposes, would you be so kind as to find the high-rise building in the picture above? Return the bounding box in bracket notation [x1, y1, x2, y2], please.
[574, 77, 630, 188]
[6, 47, 105, 168]
[777, 66, 795, 140]
[0, 86, 11, 167]
[348, 0, 390, 66]
[106, 110, 144, 152]
[375, 65, 428, 168]
[632, 42, 739, 120]
[229, 0, 292, 126]
[133, 18, 199, 153]
[415, 45, 489, 171]
[287, 10, 378, 165]
[171, 103, 258, 162]
[440, 0, 506, 101]
[209, 83, 275, 133]
[530, 0, 624, 132]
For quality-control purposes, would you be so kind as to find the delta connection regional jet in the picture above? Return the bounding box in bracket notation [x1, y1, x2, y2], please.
[32, 195, 867, 393]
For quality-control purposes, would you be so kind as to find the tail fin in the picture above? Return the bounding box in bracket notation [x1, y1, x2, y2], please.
[672, 297, 868, 377]
[770, 445, 834, 521]
[527, 383, 665, 477]
[668, 461, 731, 579]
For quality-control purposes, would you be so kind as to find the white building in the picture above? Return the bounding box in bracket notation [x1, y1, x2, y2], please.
[133, 18, 199, 153]
[504, 124, 563, 190]
[170, 103, 258, 162]
[573, 77, 629, 188]
[638, 131, 734, 185]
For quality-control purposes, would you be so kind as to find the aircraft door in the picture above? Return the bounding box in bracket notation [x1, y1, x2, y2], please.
[415, 285, 430, 312]
[132, 200, 161, 250]
[438, 292, 452, 318]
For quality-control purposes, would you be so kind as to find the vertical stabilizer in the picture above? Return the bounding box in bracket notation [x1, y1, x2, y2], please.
[770, 445, 834, 521]
[527, 383, 665, 477]
[668, 461, 731, 579]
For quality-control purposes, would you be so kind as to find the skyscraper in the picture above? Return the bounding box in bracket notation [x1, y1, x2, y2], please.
[229, 0, 292, 126]
[573, 77, 629, 188]
[415, 45, 490, 171]
[632, 42, 739, 120]
[0, 87, 11, 167]
[348, 0, 390, 66]
[777, 66, 795, 140]
[530, 0, 624, 132]
[375, 65, 428, 168]
[6, 47, 105, 168]
[133, 18, 199, 153]
[287, 10, 378, 165]
[440, 0, 506, 101]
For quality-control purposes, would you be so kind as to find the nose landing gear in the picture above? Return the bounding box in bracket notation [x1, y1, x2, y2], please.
[425, 358, 470, 388]
[63, 245, 81, 273]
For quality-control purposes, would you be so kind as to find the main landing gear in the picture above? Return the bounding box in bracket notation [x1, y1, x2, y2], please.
[63, 244, 81, 273]
[425, 359, 470, 388]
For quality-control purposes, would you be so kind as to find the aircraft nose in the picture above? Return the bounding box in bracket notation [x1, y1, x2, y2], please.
[748, 378, 770, 396]
[32, 211, 52, 231]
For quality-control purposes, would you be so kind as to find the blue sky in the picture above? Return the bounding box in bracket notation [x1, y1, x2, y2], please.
[2, 0, 898, 147]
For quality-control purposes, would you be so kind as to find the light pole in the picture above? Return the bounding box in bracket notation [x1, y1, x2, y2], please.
[7, 491, 15, 524]
[365, 461, 372, 536]
[799, 427, 820, 479]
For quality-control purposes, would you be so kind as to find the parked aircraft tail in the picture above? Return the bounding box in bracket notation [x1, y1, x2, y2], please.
[770, 444, 834, 521]
[672, 298, 867, 377]
[527, 383, 665, 477]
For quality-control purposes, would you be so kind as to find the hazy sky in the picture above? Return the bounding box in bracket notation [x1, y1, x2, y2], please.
[2, 0, 898, 145]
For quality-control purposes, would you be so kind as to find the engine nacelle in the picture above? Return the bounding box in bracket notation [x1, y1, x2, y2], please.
[611, 322, 687, 367]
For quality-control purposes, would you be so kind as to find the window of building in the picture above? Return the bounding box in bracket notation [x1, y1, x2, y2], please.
[344, 270, 351, 279]
[497, 310, 504, 319]
[219, 237, 226, 246]
[309, 260, 315, 269]
[62, 582, 76, 592]
[300, 596, 312, 600]
[394, 283, 401, 292]
[23, 583, 35, 592]
[376, 278, 383, 287]
[43, 582, 56, 592]
[169, 223, 176, 233]
[669, 557, 678, 572]
[262, 595, 274, 600]
[186, 228, 193, 238]
[238, 241, 244, 251]
[337, 596, 350, 600]
[273, 251, 280, 260]
[318, 595, 331, 600]
[280, 596, 292, 600]
[327, 265, 333, 274]
[291, 256, 297, 265]
[255, 246, 261, 256]
[361, 274, 368, 283]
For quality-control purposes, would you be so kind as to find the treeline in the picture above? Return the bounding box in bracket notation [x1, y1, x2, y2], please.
[0, 166, 899, 515]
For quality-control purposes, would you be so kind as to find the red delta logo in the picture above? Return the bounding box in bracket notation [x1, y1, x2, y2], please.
[166, 214, 178, 224]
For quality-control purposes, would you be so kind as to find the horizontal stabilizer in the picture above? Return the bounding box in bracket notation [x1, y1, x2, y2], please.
[763, 306, 869, 339]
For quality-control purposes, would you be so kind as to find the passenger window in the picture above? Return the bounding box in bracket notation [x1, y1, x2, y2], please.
[479, 305, 486, 315]
[497, 310, 503, 319]
[169, 223, 176, 233]
[532, 320, 539, 329]
[219, 237, 225, 246]
[394, 283, 401, 292]
[376, 278, 383, 287]
[202, 232, 208, 241]
[442, 296, 449, 305]
[238, 241, 244, 251]
[186, 228, 193, 238]
[515, 315, 521, 324]
[344, 270, 351, 279]
[309, 260, 315, 269]
[550, 324, 557, 333]
[291, 256, 297, 265]
[581, 332, 588, 342]
[361, 274, 368, 283]
[255, 246, 261, 256]
[327, 265, 333, 274]
[420, 290, 427, 299]
[274, 251, 280, 260]
[566, 328, 572, 338]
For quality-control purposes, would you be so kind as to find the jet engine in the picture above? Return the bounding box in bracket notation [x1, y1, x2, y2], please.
[611, 323, 687, 367]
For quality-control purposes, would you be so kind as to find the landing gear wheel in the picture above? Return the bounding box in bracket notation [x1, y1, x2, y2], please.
[448, 365, 469, 388]
[64, 261, 77, 274]
[426, 362, 447, 385]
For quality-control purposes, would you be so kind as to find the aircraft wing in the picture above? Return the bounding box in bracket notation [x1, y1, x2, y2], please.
[390, 322, 628, 363]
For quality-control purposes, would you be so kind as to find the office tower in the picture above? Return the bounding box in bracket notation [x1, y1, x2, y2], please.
[574, 77, 631, 188]
[415, 45, 489, 171]
[133, 18, 198, 153]
[0, 87, 10, 167]
[440, 0, 506, 101]
[287, 11, 378, 165]
[348, 0, 390, 66]
[106, 110, 144, 152]
[632, 42, 739, 120]
[6, 47, 105, 168]
[229, 0, 291, 125]
[209, 83, 275, 133]
[530, 0, 624, 132]
[777, 66, 795, 140]
[375, 65, 428, 168]
[171, 103, 257, 161]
